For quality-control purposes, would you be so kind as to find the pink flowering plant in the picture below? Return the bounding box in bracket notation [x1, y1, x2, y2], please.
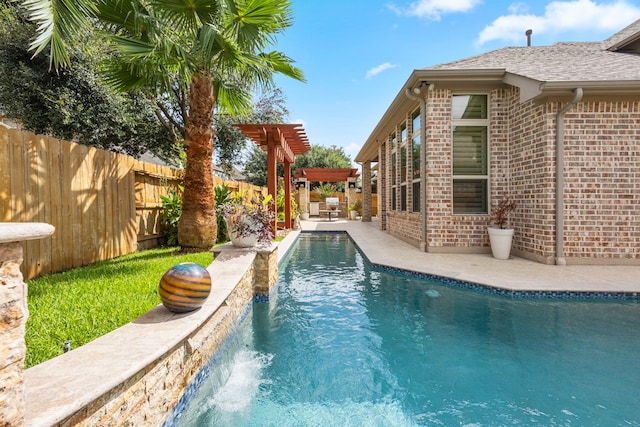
[492, 195, 517, 229]
[220, 193, 275, 243]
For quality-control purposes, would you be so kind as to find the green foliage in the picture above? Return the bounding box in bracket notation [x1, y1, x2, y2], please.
[214, 115, 248, 177]
[315, 183, 337, 199]
[25, 247, 212, 368]
[219, 193, 275, 243]
[0, 3, 178, 160]
[348, 199, 362, 212]
[243, 145, 270, 187]
[160, 186, 183, 246]
[214, 184, 233, 242]
[294, 145, 353, 170]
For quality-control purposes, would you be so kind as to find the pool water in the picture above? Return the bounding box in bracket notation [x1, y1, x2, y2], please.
[171, 233, 640, 426]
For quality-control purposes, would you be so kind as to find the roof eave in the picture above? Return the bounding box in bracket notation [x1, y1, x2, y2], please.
[355, 69, 506, 163]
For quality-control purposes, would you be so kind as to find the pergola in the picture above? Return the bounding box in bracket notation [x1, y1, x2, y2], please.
[293, 168, 360, 183]
[233, 123, 311, 231]
[294, 168, 361, 219]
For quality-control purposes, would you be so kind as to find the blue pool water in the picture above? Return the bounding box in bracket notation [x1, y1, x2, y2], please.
[171, 233, 640, 426]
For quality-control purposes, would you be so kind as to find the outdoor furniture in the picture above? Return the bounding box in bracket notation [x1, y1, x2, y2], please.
[322, 197, 340, 221]
[319, 209, 341, 221]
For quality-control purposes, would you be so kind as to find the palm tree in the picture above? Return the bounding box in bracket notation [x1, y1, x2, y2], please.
[22, 0, 304, 249]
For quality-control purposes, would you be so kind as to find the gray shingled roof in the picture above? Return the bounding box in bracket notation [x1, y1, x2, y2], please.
[603, 18, 640, 50]
[426, 21, 640, 83]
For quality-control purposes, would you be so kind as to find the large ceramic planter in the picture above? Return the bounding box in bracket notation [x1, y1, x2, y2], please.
[227, 215, 260, 247]
[488, 227, 514, 260]
[300, 212, 309, 220]
[159, 262, 211, 313]
[349, 210, 358, 220]
[229, 231, 259, 247]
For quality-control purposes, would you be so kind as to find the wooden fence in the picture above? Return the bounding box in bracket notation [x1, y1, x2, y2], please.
[0, 128, 264, 279]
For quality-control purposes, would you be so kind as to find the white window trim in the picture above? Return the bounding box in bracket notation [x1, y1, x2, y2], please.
[451, 93, 490, 215]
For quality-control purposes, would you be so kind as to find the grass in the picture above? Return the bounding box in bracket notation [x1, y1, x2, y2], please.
[25, 247, 211, 368]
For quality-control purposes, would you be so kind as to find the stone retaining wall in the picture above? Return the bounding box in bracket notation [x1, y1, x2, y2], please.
[23, 243, 280, 426]
[0, 223, 55, 427]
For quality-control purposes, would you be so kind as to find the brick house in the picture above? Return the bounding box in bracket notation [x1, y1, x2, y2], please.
[355, 20, 640, 265]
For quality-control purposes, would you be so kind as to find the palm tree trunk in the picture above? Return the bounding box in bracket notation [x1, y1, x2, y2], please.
[177, 73, 217, 249]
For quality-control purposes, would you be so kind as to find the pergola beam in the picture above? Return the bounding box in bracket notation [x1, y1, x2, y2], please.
[233, 123, 311, 232]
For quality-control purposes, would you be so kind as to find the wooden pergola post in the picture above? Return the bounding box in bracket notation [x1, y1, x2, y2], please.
[284, 159, 292, 227]
[232, 124, 310, 233]
[266, 130, 278, 233]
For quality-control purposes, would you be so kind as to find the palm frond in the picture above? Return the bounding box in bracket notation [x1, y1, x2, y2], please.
[23, 0, 97, 69]
[259, 51, 305, 82]
[151, 0, 221, 33]
[229, 0, 293, 51]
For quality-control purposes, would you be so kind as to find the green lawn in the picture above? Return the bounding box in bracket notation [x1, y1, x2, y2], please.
[25, 247, 211, 368]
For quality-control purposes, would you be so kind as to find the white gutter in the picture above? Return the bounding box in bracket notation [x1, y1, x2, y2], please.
[405, 83, 433, 252]
[555, 88, 583, 266]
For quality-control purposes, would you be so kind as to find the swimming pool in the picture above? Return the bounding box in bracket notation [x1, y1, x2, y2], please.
[169, 232, 640, 426]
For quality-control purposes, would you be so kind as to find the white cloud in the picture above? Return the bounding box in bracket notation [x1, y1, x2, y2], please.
[476, 0, 640, 45]
[344, 142, 362, 161]
[365, 62, 397, 79]
[389, 0, 483, 20]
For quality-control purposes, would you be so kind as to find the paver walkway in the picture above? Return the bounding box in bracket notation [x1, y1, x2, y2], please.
[298, 218, 640, 295]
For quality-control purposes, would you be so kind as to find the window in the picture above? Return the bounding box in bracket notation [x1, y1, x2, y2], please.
[411, 108, 422, 213]
[400, 145, 407, 183]
[391, 187, 397, 211]
[412, 110, 420, 134]
[412, 181, 421, 212]
[452, 95, 488, 214]
[391, 152, 397, 186]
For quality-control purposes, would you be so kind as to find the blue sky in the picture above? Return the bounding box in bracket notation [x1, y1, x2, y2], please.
[271, 0, 640, 165]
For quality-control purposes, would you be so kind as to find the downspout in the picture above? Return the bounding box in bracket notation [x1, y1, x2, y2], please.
[405, 83, 433, 252]
[555, 87, 583, 265]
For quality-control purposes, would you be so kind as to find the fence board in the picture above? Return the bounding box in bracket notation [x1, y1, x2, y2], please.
[1, 128, 271, 279]
[47, 137, 63, 273]
[0, 129, 10, 221]
[36, 135, 52, 277]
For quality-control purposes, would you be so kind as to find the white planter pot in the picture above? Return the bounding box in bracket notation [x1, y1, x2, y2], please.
[349, 210, 358, 220]
[229, 231, 258, 248]
[300, 212, 309, 220]
[488, 227, 514, 260]
[227, 215, 259, 247]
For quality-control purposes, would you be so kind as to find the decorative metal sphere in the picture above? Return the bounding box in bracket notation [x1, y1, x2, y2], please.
[159, 262, 211, 313]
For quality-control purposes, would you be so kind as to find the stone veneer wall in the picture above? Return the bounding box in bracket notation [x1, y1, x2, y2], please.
[23, 244, 279, 426]
[0, 223, 54, 427]
[1, 241, 28, 426]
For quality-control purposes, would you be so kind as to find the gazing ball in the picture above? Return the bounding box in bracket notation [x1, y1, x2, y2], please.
[159, 262, 211, 313]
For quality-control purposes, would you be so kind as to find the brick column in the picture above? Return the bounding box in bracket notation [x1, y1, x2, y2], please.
[362, 162, 372, 222]
[379, 142, 387, 230]
[0, 223, 54, 426]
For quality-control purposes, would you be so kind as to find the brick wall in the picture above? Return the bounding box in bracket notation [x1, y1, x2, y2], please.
[562, 100, 640, 262]
[506, 89, 557, 263]
[378, 85, 640, 264]
[387, 212, 421, 244]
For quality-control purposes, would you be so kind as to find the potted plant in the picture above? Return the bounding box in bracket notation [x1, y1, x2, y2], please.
[299, 207, 309, 220]
[220, 194, 275, 247]
[488, 195, 517, 259]
[347, 200, 361, 220]
[315, 183, 336, 200]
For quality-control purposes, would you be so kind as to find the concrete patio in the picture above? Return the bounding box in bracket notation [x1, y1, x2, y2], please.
[297, 218, 640, 295]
